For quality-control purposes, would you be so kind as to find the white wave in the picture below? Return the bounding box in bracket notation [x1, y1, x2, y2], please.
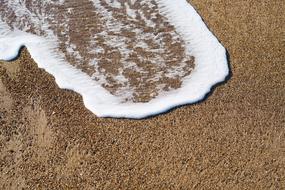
[0, 0, 229, 118]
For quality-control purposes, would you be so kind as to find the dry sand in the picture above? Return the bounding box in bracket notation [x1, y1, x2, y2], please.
[0, 0, 285, 189]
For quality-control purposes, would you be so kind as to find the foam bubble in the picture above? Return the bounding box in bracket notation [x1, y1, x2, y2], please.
[0, 0, 229, 118]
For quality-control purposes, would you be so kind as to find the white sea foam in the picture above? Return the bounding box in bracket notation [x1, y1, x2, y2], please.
[0, 0, 229, 118]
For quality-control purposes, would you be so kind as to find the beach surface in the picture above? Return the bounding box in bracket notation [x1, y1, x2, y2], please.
[0, 0, 284, 189]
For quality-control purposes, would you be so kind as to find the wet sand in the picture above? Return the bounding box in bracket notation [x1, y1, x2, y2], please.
[0, 0, 285, 189]
[1, 0, 196, 102]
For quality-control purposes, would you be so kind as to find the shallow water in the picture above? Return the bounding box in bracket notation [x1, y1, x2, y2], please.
[1, 0, 195, 102]
[0, 0, 228, 118]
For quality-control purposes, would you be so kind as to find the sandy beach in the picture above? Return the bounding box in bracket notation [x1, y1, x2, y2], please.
[0, 0, 284, 189]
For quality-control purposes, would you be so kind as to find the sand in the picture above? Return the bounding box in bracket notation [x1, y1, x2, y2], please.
[0, 0, 284, 189]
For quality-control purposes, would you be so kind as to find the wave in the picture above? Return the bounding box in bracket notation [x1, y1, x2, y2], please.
[0, 0, 229, 118]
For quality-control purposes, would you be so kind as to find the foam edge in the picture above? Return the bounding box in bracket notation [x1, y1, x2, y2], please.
[0, 0, 229, 119]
